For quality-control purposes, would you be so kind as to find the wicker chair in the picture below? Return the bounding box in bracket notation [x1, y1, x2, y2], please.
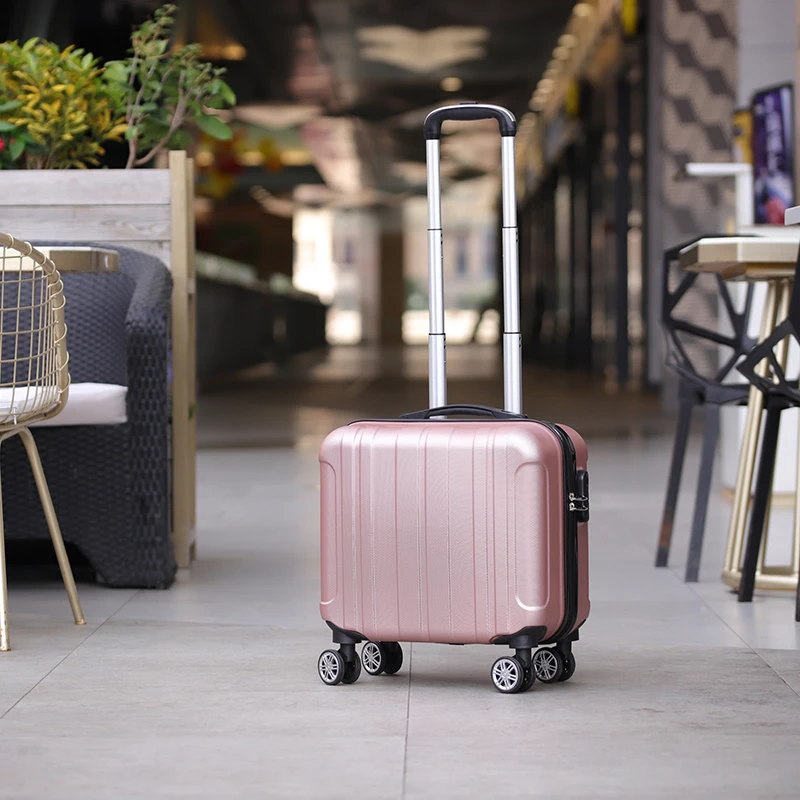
[0, 243, 174, 589]
[0, 233, 85, 651]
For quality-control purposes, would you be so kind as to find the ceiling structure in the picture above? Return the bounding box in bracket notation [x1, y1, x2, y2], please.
[191, 0, 577, 208]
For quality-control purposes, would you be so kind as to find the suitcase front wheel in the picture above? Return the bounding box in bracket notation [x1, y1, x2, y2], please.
[532, 648, 564, 683]
[532, 646, 577, 684]
[491, 656, 528, 694]
[318, 648, 362, 686]
[361, 641, 404, 677]
[361, 641, 385, 675]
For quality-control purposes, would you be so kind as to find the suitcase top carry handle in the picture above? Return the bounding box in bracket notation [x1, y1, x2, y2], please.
[423, 103, 517, 140]
[425, 102, 522, 414]
[400, 404, 527, 421]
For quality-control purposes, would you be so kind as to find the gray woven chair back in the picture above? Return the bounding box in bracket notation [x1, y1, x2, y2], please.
[30, 244, 169, 386]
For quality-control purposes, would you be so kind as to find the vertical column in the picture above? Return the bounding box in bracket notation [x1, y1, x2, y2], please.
[615, 76, 631, 387]
[378, 207, 405, 347]
[169, 150, 194, 568]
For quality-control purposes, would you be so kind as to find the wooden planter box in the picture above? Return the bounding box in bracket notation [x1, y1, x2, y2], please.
[0, 152, 198, 568]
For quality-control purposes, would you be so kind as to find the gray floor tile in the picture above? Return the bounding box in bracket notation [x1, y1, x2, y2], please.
[3, 361, 800, 798]
[0, 735, 406, 800]
[404, 644, 800, 799]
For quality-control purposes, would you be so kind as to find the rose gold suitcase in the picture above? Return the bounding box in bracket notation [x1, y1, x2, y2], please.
[317, 104, 590, 693]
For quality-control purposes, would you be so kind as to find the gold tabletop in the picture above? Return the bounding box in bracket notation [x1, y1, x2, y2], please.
[37, 246, 120, 274]
[679, 237, 798, 281]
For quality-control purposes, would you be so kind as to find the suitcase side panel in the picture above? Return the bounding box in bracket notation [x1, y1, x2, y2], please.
[320, 421, 567, 645]
[558, 425, 590, 631]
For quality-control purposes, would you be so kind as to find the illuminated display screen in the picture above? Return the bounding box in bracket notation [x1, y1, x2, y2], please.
[752, 83, 794, 225]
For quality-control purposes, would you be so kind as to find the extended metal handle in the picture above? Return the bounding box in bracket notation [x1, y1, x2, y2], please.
[424, 103, 517, 140]
[424, 103, 522, 414]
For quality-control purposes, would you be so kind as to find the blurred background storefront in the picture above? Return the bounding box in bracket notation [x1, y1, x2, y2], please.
[0, 0, 780, 407]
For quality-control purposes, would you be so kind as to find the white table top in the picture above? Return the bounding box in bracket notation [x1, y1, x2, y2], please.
[679, 237, 799, 280]
[785, 205, 800, 226]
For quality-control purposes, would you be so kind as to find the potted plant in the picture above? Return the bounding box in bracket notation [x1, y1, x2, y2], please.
[0, 4, 235, 169]
[104, 4, 235, 169]
[0, 39, 127, 169]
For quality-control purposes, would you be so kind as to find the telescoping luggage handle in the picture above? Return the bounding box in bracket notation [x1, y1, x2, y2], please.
[424, 102, 522, 414]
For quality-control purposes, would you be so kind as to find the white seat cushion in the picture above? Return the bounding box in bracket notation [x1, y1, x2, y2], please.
[28, 382, 128, 427]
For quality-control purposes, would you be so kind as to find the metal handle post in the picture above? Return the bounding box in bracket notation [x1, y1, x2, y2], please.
[424, 106, 521, 413]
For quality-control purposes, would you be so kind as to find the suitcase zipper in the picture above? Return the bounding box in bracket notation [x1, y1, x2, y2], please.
[538, 422, 580, 645]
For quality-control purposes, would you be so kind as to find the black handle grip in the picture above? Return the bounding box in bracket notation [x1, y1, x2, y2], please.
[424, 103, 516, 140]
[400, 404, 527, 420]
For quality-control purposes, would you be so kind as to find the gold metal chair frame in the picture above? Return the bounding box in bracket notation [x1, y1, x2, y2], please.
[0, 232, 85, 651]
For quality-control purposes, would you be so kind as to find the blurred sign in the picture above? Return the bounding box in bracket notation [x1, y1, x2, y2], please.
[621, 0, 638, 37]
[752, 83, 794, 225]
[565, 80, 580, 118]
[732, 108, 752, 165]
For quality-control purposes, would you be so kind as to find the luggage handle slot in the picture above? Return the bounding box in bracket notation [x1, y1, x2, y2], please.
[425, 102, 522, 415]
[400, 404, 527, 421]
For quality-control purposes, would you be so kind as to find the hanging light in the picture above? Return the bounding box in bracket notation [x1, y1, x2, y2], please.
[440, 76, 463, 92]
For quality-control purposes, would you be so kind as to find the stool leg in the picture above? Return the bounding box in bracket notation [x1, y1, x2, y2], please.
[656, 398, 693, 567]
[0, 453, 8, 651]
[685, 404, 721, 582]
[19, 428, 85, 626]
[739, 406, 782, 602]
[796, 580, 800, 622]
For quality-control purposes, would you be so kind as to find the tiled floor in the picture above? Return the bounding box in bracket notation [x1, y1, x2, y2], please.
[2, 346, 800, 798]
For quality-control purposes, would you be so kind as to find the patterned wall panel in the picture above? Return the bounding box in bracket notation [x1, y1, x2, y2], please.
[661, 0, 737, 241]
[648, 0, 738, 388]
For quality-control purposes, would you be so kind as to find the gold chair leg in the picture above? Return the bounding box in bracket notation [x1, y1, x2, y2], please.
[0, 451, 9, 651]
[18, 428, 85, 626]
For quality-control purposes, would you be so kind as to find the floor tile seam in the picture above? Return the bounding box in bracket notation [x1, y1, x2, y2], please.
[0, 589, 141, 721]
[681, 578, 757, 649]
[400, 643, 413, 800]
[681, 578, 800, 698]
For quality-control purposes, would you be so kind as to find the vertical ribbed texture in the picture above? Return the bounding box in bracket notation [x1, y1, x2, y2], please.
[319, 420, 587, 644]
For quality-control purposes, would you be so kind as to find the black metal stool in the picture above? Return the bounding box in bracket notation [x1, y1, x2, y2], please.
[736, 245, 800, 617]
[656, 236, 756, 582]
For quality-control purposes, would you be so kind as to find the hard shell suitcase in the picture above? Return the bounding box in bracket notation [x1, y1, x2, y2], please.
[317, 104, 590, 693]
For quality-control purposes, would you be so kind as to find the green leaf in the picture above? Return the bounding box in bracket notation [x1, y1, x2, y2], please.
[103, 60, 128, 83]
[124, 125, 140, 141]
[195, 113, 232, 140]
[81, 52, 94, 70]
[0, 100, 22, 113]
[0, 121, 18, 132]
[219, 82, 236, 106]
[9, 138, 24, 160]
[22, 38, 38, 52]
